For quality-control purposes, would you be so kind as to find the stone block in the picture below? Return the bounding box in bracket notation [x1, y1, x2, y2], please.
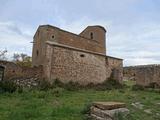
[91, 114, 112, 120]
[90, 106, 112, 119]
[91, 106, 129, 120]
[93, 102, 126, 110]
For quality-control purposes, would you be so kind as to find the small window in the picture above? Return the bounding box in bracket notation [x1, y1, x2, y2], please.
[80, 54, 85, 57]
[52, 35, 54, 39]
[90, 32, 93, 39]
[36, 50, 39, 56]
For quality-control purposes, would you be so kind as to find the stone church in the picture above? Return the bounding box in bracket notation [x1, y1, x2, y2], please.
[32, 25, 123, 85]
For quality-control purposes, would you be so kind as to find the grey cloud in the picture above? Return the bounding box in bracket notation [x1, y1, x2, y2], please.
[0, 21, 33, 58]
[0, 0, 160, 65]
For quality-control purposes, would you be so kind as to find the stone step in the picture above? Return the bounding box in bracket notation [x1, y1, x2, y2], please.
[91, 106, 129, 119]
[93, 102, 126, 110]
[90, 114, 112, 120]
[91, 106, 112, 119]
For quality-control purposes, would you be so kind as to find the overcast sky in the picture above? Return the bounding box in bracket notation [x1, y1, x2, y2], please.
[0, 0, 160, 66]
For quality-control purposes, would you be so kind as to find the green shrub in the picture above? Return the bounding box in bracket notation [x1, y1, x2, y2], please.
[146, 82, 160, 89]
[35, 91, 47, 99]
[64, 81, 81, 91]
[51, 78, 124, 91]
[0, 80, 18, 93]
[81, 102, 93, 120]
[104, 78, 123, 89]
[51, 87, 64, 97]
[132, 84, 144, 91]
[94, 78, 124, 91]
[81, 103, 92, 114]
[52, 79, 64, 88]
[52, 79, 81, 91]
[38, 79, 52, 91]
[85, 83, 95, 88]
[17, 86, 23, 93]
[37, 78, 124, 91]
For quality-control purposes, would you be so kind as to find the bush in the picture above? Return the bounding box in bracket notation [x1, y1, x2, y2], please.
[81, 103, 92, 114]
[146, 82, 160, 89]
[132, 84, 144, 91]
[37, 78, 124, 91]
[104, 78, 124, 89]
[51, 87, 64, 97]
[64, 81, 81, 91]
[38, 79, 53, 91]
[94, 78, 124, 91]
[52, 79, 64, 88]
[51, 78, 124, 91]
[81, 102, 92, 120]
[0, 80, 18, 93]
[17, 86, 23, 93]
[52, 79, 81, 91]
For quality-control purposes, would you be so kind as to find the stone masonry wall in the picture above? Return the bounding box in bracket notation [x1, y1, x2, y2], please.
[106, 57, 123, 83]
[32, 25, 123, 85]
[0, 60, 43, 81]
[124, 65, 160, 86]
[123, 67, 136, 81]
[44, 43, 112, 85]
[32, 25, 106, 66]
[58, 27, 106, 54]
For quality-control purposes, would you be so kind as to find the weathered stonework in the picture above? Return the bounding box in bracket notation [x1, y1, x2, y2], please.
[32, 25, 123, 85]
[13, 77, 39, 88]
[0, 60, 43, 81]
[124, 65, 160, 86]
[90, 102, 129, 120]
[32, 25, 106, 67]
[44, 42, 109, 84]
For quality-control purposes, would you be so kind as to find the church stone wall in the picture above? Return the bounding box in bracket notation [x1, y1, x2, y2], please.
[32, 25, 123, 85]
[58, 29, 106, 54]
[44, 44, 112, 85]
[106, 57, 123, 83]
[32, 25, 106, 67]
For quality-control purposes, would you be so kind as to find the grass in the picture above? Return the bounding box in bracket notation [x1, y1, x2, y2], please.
[0, 81, 160, 120]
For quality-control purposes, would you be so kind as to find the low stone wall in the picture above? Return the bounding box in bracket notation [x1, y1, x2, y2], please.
[0, 60, 43, 81]
[124, 65, 160, 86]
[123, 66, 136, 81]
[13, 77, 39, 88]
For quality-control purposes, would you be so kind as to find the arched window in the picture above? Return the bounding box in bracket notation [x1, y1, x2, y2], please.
[90, 32, 93, 39]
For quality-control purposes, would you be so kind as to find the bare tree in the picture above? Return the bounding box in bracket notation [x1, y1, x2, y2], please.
[12, 53, 32, 67]
[20, 53, 27, 61]
[13, 53, 20, 62]
[0, 50, 7, 60]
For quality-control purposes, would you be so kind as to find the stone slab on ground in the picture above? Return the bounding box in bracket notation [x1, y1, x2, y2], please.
[91, 106, 129, 119]
[92, 102, 126, 110]
[91, 114, 112, 120]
